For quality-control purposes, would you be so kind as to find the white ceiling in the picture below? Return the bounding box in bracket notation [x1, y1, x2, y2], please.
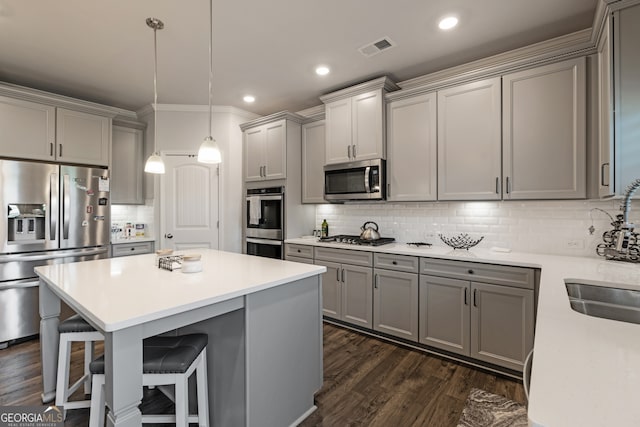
[0, 0, 598, 116]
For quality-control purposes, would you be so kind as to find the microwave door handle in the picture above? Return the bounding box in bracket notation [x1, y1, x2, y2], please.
[364, 166, 371, 193]
[49, 173, 57, 240]
[63, 174, 70, 240]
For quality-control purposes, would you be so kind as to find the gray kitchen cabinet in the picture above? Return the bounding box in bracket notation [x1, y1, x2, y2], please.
[284, 243, 314, 260]
[285, 255, 314, 265]
[315, 247, 373, 328]
[502, 57, 586, 199]
[420, 258, 535, 372]
[111, 125, 144, 204]
[301, 120, 326, 203]
[111, 241, 155, 258]
[0, 97, 110, 167]
[373, 268, 419, 342]
[320, 77, 397, 165]
[598, 16, 615, 198]
[437, 77, 502, 200]
[386, 92, 437, 201]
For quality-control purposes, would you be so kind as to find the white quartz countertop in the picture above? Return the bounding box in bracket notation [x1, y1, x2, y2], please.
[35, 250, 325, 333]
[285, 238, 640, 427]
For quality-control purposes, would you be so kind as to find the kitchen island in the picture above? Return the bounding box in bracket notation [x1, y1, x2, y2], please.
[36, 250, 326, 427]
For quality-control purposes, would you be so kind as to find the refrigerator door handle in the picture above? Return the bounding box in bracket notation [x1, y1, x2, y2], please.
[63, 174, 70, 240]
[49, 173, 58, 240]
[0, 247, 108, 264]
[0, 278, 40, 291]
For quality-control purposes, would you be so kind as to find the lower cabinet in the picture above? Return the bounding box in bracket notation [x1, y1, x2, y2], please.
[419, 274, 535, 371]
[111, 241, 155, 258]
[373, 268, 419, 341]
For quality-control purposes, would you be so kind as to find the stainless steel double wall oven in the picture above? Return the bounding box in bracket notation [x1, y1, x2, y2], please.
[245, 186, 284, 259]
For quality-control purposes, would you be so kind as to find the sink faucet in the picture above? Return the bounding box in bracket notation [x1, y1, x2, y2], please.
[616, 178, 640, 254]
[597, 178, 640, 262]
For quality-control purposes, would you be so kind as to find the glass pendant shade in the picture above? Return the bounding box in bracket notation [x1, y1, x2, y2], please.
[198, 136, 222, 164]
[144, 152, 165, 174]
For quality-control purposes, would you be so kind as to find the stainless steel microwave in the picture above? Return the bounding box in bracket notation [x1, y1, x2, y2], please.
[324, 159, 386, 201]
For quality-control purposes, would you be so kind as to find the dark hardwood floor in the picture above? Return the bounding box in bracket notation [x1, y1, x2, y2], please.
[0, 323, 525, 426]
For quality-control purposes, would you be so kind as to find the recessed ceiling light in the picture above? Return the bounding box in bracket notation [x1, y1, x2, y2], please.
[315, 66, 330, 76]
[243, 95, 255, 103]
[438, 16, 458, 30]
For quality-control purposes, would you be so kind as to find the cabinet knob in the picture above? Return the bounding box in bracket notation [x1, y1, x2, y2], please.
[468, 269, 474, 274]
[131, 247, 135, 251]
[392, 261, 397, 265]
[297, 249, 301, 253]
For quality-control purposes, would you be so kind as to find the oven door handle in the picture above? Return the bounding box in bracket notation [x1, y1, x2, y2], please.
[246, 195, 283, 202]
[246, 238, 282, 246]
[364, 166, 371, 193]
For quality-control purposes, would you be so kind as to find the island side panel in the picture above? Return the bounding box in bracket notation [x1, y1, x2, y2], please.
[38, 279, 61, 403]
[245, 275, 323, 427]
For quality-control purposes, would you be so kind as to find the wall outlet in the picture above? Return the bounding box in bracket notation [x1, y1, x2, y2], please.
[566, 239, 585, 249]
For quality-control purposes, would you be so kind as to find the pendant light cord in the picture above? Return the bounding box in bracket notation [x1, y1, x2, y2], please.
[208, 0, 213, 137]
[153, 24, 159, 154]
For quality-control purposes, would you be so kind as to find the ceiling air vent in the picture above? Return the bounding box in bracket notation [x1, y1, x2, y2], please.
[358, 37, 397, 58]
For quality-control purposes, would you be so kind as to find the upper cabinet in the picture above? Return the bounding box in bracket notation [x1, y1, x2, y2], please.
[386, 92, 437, 201]
[241, 112, 304, 182]
[0, 95, 111, 167]
[502, 57, 586, 200]
[437, 78, 502, 201]
[320, 77, 398, 165]
[598, 16, 614, 198]
[301, 119, 326, 203]
[111, 124, 144, 204]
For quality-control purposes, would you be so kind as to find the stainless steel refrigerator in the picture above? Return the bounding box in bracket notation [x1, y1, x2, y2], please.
[0, 159, 110, 348]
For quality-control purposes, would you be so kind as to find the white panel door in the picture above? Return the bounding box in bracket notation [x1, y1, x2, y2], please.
[387, 93, 437, 201]
[324, 98, 352, 164]
[352, 90, 384, 161]
[502, 57, 586, 199]
[161, 154, 219, 251]
[437, 78, 502, 200]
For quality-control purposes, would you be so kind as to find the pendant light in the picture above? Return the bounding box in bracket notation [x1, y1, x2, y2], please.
[144, 17, 166, 174]
[197, 0, 222, 164]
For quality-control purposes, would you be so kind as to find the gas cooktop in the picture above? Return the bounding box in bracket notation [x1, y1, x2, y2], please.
[319, 235, 396, 246]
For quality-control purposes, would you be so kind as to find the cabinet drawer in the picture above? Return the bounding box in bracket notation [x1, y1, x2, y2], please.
[285, 243, 314, 259]
[314, 246, 372, 267]
[112, 241, 154, 258]
[420, 258, 535, 290]
[374, 253, 419, 273]
[285, 255, 314, 265]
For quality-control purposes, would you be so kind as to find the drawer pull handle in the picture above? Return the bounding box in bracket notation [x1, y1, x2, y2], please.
[473, 289, 478, 307]
[131, 247, 135, 251]
[297, 249, 301, 253]
[392, 261, 397, 265]
[464, 288, 468, 305]
[468, 269, 474, 274]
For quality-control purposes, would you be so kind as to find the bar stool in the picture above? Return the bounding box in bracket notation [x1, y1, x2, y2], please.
[55, 314, 104, 418]
[88, 333, 209, 427]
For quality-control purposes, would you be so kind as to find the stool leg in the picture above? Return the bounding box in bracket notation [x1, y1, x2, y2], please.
[89, 374, 105, 427]
[196, 349, 209, 427]
[84, 340, 95, 395]
[55, 335, 71, 419]
[175, 373, 189, 427]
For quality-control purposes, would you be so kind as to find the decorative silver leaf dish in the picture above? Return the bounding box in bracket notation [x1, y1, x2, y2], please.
[439, 233, 484, 250]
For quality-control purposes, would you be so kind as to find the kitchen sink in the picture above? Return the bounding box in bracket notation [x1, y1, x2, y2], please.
[566, 282, 640, 325]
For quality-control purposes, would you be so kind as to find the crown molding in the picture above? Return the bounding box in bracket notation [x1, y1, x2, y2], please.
[134, 103, 257, 120]
[0, 81, 133, 118]
[607, 0, 640, 11]
[239, 111, 306, 131]
[319, 76, 399, 103]
[296, 104, 325, 121]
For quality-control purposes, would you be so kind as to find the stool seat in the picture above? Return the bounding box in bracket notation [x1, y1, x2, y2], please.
[59, 314, 97, 333]
[90, 334, 208, 375]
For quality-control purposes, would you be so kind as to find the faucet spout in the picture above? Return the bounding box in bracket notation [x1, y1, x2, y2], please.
[620, 178, 640, 225]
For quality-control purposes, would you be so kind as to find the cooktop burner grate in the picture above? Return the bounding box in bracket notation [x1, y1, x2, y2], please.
[319, 234, 396, 246]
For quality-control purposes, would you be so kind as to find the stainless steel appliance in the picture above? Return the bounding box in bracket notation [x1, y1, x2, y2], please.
[245, 187, 284, 259]
[318, 234, 395, 246]
[0, 159, 110, 348]
[324, 159, 385, 201]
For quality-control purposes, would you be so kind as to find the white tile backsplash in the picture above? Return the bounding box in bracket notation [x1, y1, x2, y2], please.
[111, 202, 155, 237]
[315, 199, 640, 257]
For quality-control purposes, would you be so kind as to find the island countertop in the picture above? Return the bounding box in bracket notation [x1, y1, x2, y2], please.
[35, 249, 326, 332]
[285, 238, 640, 427]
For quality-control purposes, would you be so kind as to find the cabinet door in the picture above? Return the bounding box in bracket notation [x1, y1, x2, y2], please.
[111, 126, 143, 204]
[244, 127, 265, 181]
[302, 120, 326, 203]
[437, 78, 502, 200]
[0, 96, 55, 161]
[325, 98, 352, 164]
[502, 58, 586, 199]
[315, 260, 341, 319]
[419, 275, 470, 356]
[470, 282, 534, 371]
[598, 17, 615, 198]
[56, 108, 110, 166]
[373, 269, 418, 341]
[264, 120, 286, 180]
[387, 93, 437, 201]
[352, 90, 384, 161]
[342, 264, 373, 328]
